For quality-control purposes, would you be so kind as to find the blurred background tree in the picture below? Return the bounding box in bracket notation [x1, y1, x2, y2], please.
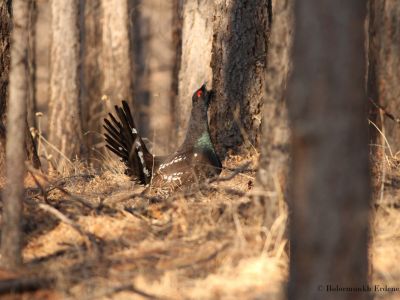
[287, 1, 370, 299]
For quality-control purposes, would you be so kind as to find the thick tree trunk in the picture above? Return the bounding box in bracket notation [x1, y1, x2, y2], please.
[1, 0, 30, 269]
[177, 0, 214, 145]
[368, 0, 400, 151]
[209, 0, 271, 157]
[367, 0, 400, 198]
[287, 1, 371, 300]
[256, 0, 292, 228]
[48, 0, 82, 169]
[101, 0, 132, 106]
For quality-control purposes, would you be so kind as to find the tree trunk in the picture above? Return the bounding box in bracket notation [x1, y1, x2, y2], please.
[48, 0, 82, 170]
[367, 0, 400, 198]
[177, 0, 214, 145]
[81, 0, 102, 158]
[256, 0, 292, 228]
[170, 0, 183, 149]
[27, 0, 37, 131]
[1, 0, 30, 269]
[287, 1, 371, 300]
[101, 0, 132, 107]
[129, 0, 151, 141]
[0, 0, 40, 177]
[0, 0, 12, 175]
[209, 0, 271, 157]
[139, 1, 174, 154]
[368, 0, 400, 150]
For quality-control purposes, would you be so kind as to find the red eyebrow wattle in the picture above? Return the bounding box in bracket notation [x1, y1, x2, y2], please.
[197, 90, 202, 97]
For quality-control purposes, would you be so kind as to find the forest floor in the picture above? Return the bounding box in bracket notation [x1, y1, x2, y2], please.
[0, 152, 399, 300]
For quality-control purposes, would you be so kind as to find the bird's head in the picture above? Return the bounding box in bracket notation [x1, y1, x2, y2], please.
[192, 83, 214, 107]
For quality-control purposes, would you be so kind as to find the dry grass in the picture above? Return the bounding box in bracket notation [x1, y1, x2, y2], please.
[1, 150, 400, 299]
[0, 154, 287, 299]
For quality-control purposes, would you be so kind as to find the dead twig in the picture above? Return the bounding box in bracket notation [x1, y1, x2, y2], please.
[26, 165, 96, 209]
[208, 161, 252, 184]
[27, 169, 49, 204]
[369, 97, 400, 124]
[103, 283, 167, 300]
[0, 276, 54, 295]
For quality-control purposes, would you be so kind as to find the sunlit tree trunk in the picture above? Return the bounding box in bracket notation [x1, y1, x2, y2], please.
[287, 1, 371, 299]
[177, 0, 214, 145]
[210, 0, 271, 157]
[101, 0, 132, 106]
[48, 0, 82, 169]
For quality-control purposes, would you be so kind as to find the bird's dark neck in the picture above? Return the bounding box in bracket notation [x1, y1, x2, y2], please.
[179, 103, 213, 151]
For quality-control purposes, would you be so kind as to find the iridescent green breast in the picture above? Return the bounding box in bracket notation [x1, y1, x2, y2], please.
[195, 132, 214, 151]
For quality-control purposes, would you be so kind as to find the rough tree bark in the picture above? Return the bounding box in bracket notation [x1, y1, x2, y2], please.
[1, 0, 30, 269]
[256, 0, 292, 228]
[0, 0, 12, 174]
[367, 0, 400, 198]
[101, 0, 132, 106]
[287, 1, 371, 299]
[177, 0, 214, 145]
[48, 0, 82, 169]
[210, 0, 271, 157]
[368, 0, 400, 151]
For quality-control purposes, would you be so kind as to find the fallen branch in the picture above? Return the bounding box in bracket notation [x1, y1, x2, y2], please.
[0, 276, 54, 295]
[26, 165, 96, 209]
[208, 162, 252, 183]
[103, 283, 166, 300]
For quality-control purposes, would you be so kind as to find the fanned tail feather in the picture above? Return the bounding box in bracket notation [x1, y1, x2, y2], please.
[103, 100, 152, 184]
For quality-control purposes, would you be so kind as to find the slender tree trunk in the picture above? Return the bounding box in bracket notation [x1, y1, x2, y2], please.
[0, 0, 12, 175]
[129, 0, 151, 140]
[256, 0, 292, 228]
[177, 0, 214, 145]
[0, 0, 40, 177]
[27, 0, 37, 131]
[170, 0, 183, 149]
[136, 1, 174, 154]
[210, 0, 271, 157]
[48, 0, 82, 169]
[81, 0, 102, 158]
[101, 0, 132, 106]
[1, 0, 30, 269]
[287, 1, 371, 299]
